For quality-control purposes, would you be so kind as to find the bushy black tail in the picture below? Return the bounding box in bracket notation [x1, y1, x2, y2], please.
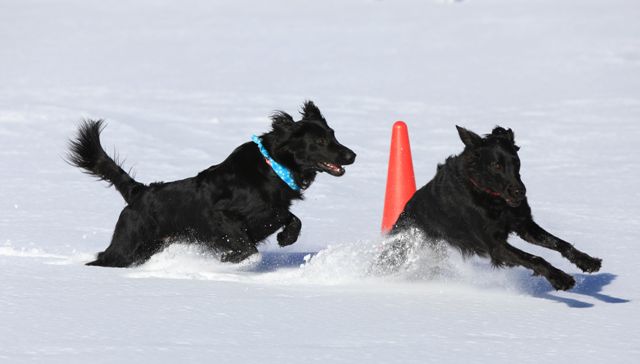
[68, 119, 145, 204]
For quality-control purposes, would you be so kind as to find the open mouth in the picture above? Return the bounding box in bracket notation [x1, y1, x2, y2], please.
[504, 196, 522, 207]
[317, 162, 345, 176]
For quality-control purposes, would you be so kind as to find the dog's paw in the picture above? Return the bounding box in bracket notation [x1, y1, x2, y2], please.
[277, 231, 298, 247]
[566, 249, 602, 273]
[575, 255, 602, 273]
[548, 270, 576, 291]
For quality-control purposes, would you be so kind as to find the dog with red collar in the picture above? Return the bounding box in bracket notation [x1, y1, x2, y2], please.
[376, 125, 601, 291]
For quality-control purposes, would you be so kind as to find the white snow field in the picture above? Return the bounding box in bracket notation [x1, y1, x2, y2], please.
[1, 0, 639, 362]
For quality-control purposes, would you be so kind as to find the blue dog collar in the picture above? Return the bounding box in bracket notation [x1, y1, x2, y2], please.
[251, 135, 301, 191]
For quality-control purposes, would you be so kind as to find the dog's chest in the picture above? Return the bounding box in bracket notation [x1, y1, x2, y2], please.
[482, 206, 516, 240]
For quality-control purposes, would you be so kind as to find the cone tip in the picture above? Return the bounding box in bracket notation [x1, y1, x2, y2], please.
[393, 121, 407, 130]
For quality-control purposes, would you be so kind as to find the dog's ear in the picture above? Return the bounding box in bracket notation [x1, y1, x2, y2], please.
[506, 128, 514, 143]
[271, 111, 295, 133]
[301, 100, 325, 122]
[492, 126, 515, 144]
[491, 127, 520, 151]
[456, 125, 482, 147]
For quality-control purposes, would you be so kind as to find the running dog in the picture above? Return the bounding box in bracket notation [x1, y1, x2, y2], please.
[69, 101, 356, 267]
[377, 126, 601, 290]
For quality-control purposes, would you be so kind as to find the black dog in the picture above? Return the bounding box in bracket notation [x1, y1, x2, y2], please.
[377, 126, 601, 290]
[69, 101, 356, 267]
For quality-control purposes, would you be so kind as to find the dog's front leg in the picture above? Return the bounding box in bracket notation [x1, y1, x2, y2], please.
[216, 211, 259, 263]
[220, 235, 258, 263]
[516, 220, 602, 273]
[492, 242, 576, 291]
[277, 213, 301, 247]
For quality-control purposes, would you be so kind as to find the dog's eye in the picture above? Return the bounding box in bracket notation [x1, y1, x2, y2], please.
[492, 162, 503, 171]
[316, 138, 328, 146]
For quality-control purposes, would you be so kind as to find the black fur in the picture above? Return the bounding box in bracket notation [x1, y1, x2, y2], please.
[378, 125, 601, 291]
[67, 119, 145, 203]
[68, 101, 356, 267]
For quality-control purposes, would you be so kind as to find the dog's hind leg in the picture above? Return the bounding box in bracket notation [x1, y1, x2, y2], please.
[371, 227, 425, 275]
[373, 238, 410, 274]
[218, 230, 258, 263]
[220, 245, 258, 263]
[86, 208, 160, 267]
[516, 220, 602, 273]
[370, 214, 421, 274]
[492, 243, 576, 291]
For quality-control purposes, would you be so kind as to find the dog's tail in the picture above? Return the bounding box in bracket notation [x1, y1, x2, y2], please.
[67, 119, 145, 204]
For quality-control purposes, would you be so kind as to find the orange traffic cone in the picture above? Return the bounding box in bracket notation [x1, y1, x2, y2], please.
[381, 121, 417, 233]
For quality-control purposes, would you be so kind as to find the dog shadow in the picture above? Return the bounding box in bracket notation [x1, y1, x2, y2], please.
[247, 251, 316, 273]
[524, 272, 630, 308]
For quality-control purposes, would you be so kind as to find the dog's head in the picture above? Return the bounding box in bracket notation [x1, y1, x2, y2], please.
[263, 101, 356, 187]
[456, 125, 526, 207]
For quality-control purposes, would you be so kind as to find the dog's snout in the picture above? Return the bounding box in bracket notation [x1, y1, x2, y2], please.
[340, 148, 356, 165]
[508, 185, 526, 200]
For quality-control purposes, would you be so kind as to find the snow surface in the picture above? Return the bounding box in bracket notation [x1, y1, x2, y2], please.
[1, 0, 639, 362]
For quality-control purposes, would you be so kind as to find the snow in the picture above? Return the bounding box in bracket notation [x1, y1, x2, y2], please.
[1, 0, 639, 362]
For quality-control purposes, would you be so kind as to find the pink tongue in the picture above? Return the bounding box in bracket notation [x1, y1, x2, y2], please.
[321, 162, 344, 175]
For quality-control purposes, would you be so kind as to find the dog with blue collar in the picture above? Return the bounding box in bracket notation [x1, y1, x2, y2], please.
[70, 101, 356, 266]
